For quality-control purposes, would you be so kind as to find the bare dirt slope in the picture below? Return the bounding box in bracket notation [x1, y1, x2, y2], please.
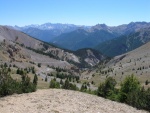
[106, 41, 150, 84]
[0, 89, 147, 113]
[0, 26, 43, 49]
[0, 25, 80, 64]
[87, 41, 150, 86]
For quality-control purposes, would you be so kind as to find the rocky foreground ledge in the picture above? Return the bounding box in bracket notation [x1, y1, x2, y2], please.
[0, 89, 147, 113]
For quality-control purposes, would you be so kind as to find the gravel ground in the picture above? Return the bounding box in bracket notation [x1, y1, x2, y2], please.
[0, 89, 148, 113]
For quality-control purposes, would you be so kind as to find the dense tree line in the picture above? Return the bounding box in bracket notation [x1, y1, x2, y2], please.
[26, 47, 59, 59]
[55, 67, 67, 72]
[48, 72, 80, 83]
[49, 78, 78, 90]
[17, 67, 35, 74]
[0, 67, 38, 97]
[55, 73, 80, 82]
[97, 75, 150, 111]
[62, 79, 78, 90]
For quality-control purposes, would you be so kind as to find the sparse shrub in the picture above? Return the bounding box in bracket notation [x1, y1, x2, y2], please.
[38, 63, 41, 67]
[92, 74, 95, 77]
[145, 80, 149, 85]
[8, 67, 11, 72]
[91, 81, 94, 85]
[80, 83, 87, 92]
[62, 79, 70, 89]
[31, 67, 35, 74]
[45, 76, 48, 82]
[16, 68, 20, 74]
[60, 79, 64, 85]
[4, 63, 7, 67]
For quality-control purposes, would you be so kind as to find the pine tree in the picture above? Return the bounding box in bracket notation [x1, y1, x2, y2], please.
[4, 63, 7, 67]
[45, 76, 48, 82]
[60, 79, 64, 85]
[145, 80, 149, 85]
[33, 74, 38, 85]
[119, 74, 140, 102]
[97, 77, 116, 97]
[8, 67, 11, 72]
[62, 79, 70, 89]
[16, 68, 20, 74]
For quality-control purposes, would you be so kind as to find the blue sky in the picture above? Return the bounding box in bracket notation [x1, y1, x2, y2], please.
[0, 0, 150, 26]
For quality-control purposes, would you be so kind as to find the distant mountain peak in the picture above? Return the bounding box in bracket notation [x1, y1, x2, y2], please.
[93, 23, 107, 28]
[90, 24, 109, 32]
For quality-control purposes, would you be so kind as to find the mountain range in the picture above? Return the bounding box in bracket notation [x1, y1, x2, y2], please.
[8, 22, 150, 58]
[9, 23, 90, 42]
[51, 27, 117, 50]
[50, 22, 150, 56]
[95, 27, 150, 57]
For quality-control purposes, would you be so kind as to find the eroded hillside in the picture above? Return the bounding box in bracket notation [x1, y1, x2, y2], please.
[0, 26, 104, 68]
